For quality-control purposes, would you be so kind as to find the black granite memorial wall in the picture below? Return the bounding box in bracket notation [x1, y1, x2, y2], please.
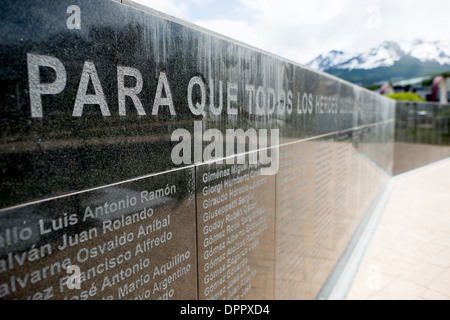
[394, 102, 450, 175]
[0, 0, 395, 300]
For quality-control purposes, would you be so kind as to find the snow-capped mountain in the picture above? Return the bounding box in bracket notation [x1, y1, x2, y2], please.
[307, 39, 450, 86]
[307, 39, 450, 71]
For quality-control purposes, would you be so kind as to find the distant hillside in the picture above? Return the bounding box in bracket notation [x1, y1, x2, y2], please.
[328, 56, 450, 86]
[307, 39, 450, 86]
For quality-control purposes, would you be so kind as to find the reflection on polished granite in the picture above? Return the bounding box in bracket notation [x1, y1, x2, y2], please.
[0, 0, 397, 300]
[275, 132, 390, 300]
[394, 102, 450, 175]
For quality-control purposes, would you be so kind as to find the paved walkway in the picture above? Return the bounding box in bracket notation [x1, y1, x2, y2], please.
[345, 159, 450, 300]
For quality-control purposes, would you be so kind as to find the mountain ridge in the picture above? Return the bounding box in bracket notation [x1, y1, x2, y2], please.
[307, 39, 450, 85]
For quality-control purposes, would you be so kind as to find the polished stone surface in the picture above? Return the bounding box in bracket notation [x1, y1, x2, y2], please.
[275, 141, 314, 299]
[0, 168, 197, 300]
[274, 128, 391, 300]
[0, 0, 397, 300]
[196, 160, 275, 300]
[394, 102, 450, 174]
[0, 0, 396, 209]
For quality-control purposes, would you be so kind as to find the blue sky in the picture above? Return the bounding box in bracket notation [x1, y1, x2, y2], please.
[131, 0, 450, 64]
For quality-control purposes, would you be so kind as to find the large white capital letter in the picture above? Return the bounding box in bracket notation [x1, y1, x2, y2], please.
[27, 53, 67, 118]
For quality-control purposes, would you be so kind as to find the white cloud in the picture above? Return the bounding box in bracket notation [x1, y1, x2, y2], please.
[129, 0, 450, 65]
[194, 0, 450, 64]
[194, 0, 366, 63]
[190, 0, 212, 6]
